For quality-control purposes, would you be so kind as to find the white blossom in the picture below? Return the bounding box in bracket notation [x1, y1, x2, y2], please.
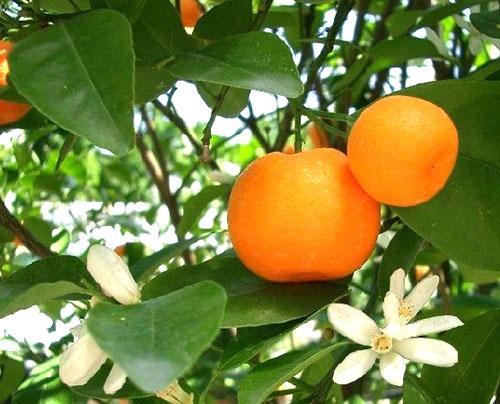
[327, 269, 463, 386]
[156, 380, 194, 404]
[59, 245, 141, 394]
[454, 14, 500, 55]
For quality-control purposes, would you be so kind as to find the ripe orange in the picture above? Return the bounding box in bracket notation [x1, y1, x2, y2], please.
[347, 95, 458, 207]
[282, 124, 329, 153]
[228, 148, 380, 282]
[0, 39, 31, 125]
[180, 0, 202, 28]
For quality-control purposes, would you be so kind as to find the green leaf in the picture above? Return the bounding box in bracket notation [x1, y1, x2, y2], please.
[87, 281, 227, 393]
[167, 32, 303, 98]
[0, 356, 25, 402]
[177, 184, 231, 237]
[9, 10, 134, 156]
[412, 310, 500, 404]
[420, 295, 500, 322]
[385, 10, 423, 37]
[466, 59, 500, 80]
[238, 343, 347, 404]
[394, 80, 500, 271]
[0, 256, 93, 318]
[40, 0, 90, 13]
[23, 217, 53, 248]
[470, 10, 500, 38]
[134, 63, 176, 104]
[193, 0, 252, 40]
[416, 0, 490, 28]
[130, 235, 206, 281]
[456, 262, 499, 284]
[142, 257, 347, 327]
[197, 83, 250, 118]
[90, 0, 145, 23]
[132, 0, 194, 64]
[378, 226, 425, 296]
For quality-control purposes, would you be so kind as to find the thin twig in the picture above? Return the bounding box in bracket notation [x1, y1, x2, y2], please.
[0, 198, 53, 258]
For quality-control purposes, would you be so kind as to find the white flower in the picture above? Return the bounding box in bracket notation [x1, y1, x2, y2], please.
[87, 245, 141, 305]
[327, 270, 463, 386]
[156, 380, 194, 404]
[207, 170, 234, 184]
[59, 245, 141, 394]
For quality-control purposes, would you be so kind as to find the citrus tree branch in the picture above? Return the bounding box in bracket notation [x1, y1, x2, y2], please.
[0, 198, 53, 258]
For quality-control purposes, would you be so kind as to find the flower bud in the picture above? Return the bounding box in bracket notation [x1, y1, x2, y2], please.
[87, 245, 141, 305]
[103, 364, 128, 395]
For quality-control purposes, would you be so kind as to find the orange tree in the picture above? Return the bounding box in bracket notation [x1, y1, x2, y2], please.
[0, 0, 498, 403]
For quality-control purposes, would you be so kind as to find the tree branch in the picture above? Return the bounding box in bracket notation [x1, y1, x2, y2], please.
[0, 198, 53, 258]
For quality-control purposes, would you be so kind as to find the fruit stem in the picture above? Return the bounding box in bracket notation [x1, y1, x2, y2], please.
[292, 100, 303, 152]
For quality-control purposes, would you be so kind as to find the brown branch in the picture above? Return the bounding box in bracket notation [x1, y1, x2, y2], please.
[0, 198, 53, 258]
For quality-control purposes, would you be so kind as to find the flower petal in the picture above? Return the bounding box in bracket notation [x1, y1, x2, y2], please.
[383, 292, 401, 326]
[379, 352, 406, 386]
[393, 337, 458, 367]
[401, 316, 463, 339]
[327, 304, 378, 346]
[103, 364, 128, 395]
[59, 333, 107, 386]
[389, 268, 406, 300]
[87, 245, 141, 305]
[404, 275, 439, 321]
[332, 349, 377, 385]
[70, 323, 87, 338]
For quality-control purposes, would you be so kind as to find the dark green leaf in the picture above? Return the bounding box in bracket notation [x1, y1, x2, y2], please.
[142, 257, 348, 327]
[9, 10, 134, 155]
[40, 0, 90, 13]
[90, 0, 145, 23]
[416, 310, 500, 404]
[87, 281, 227, 393]
[193, 0, 252, 40]
[238, 343, 347, 404]
[167, 32, 303, 98]
[394, 81, 500, 271]
[132, 0, 194, 64]
[0, 356, 25, 402]
[378, 226, 425, 296]
[457, 262, 499, 284]
[0, 256, 93, 318]
[130, 235, 206, 281]
[197, 83, 250, 117]
[177, 184, 231, 237]
[134, 63, 176, 104]
[420, 295, 500, 322]
[470, 10, 500, 38]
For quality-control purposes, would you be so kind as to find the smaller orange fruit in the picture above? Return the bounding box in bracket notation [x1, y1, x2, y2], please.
[180, 0, 203, 28]
[309, 124, 330, 148]
[228, 148, 380, 282]
[0, 39, 31, 125]
[347, 95, 458, 207]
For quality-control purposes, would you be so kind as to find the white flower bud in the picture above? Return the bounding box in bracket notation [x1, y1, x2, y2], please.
[59, 332, 107, 386]
[207, 170, 234, 184]
[87, 245, 141, 305]
[103, 364, 128, 395]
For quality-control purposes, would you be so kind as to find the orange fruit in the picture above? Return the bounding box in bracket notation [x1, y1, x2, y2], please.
[228, 148, 380, 282]
[180, 0, 202, 28]
[0, 39, 31, 125]
[309, 124, 330, 148]
[347, 95, 458, 207]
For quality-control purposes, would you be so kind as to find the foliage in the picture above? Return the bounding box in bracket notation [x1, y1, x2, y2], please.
[0, 0, 499, 402]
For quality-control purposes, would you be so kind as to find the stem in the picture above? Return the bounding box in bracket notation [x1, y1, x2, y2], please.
[293, 101, 303, 152]
[201, 86, 229, 163]
[0, 198, 53, 258]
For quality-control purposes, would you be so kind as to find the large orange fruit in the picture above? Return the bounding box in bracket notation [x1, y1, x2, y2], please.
[180, 0, 202, 28]
[0, 39, 31, 125]
[347, 95, 458, 207]
[228, 148, 380, 282]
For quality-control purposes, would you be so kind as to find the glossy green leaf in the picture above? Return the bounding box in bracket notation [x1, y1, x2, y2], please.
[193, 0, 252, 40]
[420, 295, 500, 322]
[385, 10, 422, 37]
[142, 257, 348, 327]
[40, 0, 90, 13]
[457, 262, 499, 284]
[0, 256, 93, 318]
[238, 343, 347, 404]
[87, 281, 227, 393]
[90, 0, 145, 23]
[9, 10, 134, 155]
[132, 0, 194, 64]
[23, 216, 53, 248]
[410, 310, 500, 404]
[130, 235, 206, 281]
[394, 80, 500, 271]
[378, 226, 425, 296]
[0, 356, 25, 402]
[197, 83, 250, 117]
[135, 63, 176, 104]
[177, 184, 231, 237]
[470, 10, 500, 38]
[168, 32, 303, 98]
